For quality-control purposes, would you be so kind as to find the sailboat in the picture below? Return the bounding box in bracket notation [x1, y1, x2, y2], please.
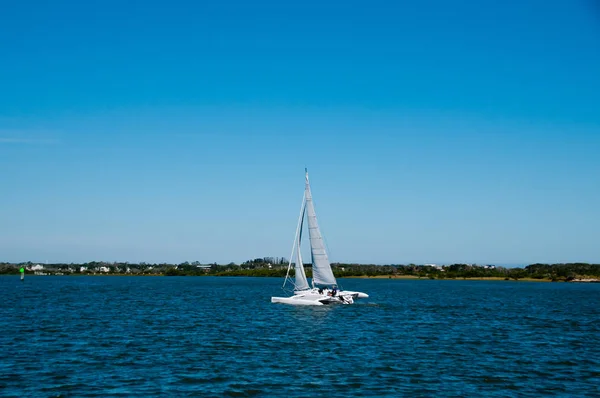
[271, 170, 369, 306]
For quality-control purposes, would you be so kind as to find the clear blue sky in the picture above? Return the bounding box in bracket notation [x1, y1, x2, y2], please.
[1, 0, 599, 265]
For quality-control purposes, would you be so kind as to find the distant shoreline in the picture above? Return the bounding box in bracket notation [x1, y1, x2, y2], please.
[5, 274, 599, 283]
[347, 275, 600, 282]
[347, 275, 552, 282]
[3, 262, 599, 282]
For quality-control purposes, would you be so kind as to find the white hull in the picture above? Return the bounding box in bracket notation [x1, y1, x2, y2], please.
[271, 296, 325, 306]
[339, 290, 369, 299]
[272, 288, 356, 306]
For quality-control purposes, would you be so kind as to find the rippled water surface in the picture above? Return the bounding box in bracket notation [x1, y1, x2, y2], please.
[1, 276, 599, 397]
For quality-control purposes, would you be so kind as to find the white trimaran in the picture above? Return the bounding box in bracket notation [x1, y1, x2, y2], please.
[271, 170, 368, 305]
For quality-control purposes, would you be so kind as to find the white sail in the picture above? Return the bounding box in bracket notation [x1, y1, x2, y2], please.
[294, 203, 310, 290]
[304, 171, 337, 287]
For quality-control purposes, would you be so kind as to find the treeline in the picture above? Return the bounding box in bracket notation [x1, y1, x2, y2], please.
[331, 262, 600, 281]
[1, 260, 599, 281]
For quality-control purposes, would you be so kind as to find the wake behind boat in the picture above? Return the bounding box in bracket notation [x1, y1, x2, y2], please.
[271, 170, 368, 306]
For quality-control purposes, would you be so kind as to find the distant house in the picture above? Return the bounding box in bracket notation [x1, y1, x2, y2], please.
[80, 266, 88, 272]
[195, 265, 212, 273]
[30, 264, 44, 271]
[98, 266, 110, 273]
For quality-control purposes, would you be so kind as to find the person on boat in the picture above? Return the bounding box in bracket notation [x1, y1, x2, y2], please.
[318, 288, 323, 295]
[331, 286, 337, 296]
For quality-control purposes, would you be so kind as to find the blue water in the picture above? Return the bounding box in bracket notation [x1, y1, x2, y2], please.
[1, 276, 599, 397]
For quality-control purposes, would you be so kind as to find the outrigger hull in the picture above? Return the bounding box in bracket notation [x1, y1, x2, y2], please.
[339, 290, 369, 299]
[271, 296, 325, 306]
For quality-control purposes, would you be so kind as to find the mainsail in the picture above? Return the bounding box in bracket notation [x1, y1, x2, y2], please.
[304, 171, 337, 287]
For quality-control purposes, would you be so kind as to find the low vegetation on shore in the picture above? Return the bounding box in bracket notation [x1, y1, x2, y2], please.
[1, 258, 599, 282]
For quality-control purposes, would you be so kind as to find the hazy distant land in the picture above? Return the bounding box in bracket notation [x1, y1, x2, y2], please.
[2, 259, 599, 282]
